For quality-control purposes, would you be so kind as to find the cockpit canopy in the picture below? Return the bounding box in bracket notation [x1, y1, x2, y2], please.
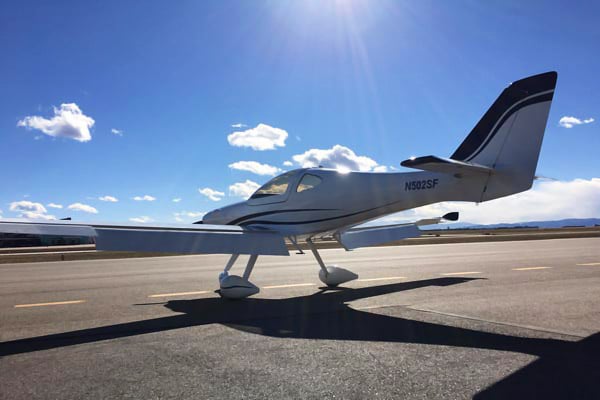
[250, 170, 323, 199]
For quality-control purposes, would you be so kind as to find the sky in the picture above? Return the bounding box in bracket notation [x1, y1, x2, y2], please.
[1, 0, 599, 225]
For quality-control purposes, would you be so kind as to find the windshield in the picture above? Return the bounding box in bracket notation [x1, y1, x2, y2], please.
[250, 171, 295, 199]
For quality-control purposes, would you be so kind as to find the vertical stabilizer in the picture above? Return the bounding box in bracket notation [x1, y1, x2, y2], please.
[451, 72, 557, 201]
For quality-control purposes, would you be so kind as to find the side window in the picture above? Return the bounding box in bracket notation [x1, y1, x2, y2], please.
[296, 174, 322, 193]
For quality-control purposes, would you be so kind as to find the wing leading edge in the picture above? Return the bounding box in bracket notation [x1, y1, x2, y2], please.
[0, 219, 289, 256]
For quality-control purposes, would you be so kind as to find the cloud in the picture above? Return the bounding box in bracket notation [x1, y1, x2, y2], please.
[198, 188, 225, 201]
[111, 128, 123, 136]
[133, 195, 156, 201]
[172, 198, 182, 203]
[282, 160, 293, 167]
[130, 216, 153, 223]
[375, 178, 600, 226]
[9, 201, 56, 220]
[10, 201, 47, 214]
[99, 195, 118, 202]
[47, 203, 63, 209]
[21, 211, 57, 220]
[559, 116, 594, 128]
[228, 161, 282, 176]
[67, 203, 98, 214]
[17, 103, 95, 142]
[292, 145, 384, 172]
[173, 211, 206, 222]
[231, 123, 247, 128]
[227, 123, 288, 151]
[229, 180, 260, 199]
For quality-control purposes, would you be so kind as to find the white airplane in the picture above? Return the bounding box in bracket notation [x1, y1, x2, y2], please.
[0, 71, 557, 299]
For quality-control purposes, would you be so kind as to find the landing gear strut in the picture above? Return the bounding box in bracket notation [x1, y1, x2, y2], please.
[306, 238, 358, 287]
[218, 254, 260, 299]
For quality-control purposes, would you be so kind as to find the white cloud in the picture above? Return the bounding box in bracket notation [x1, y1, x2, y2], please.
[111, 128, 123, 136]
[173, 211, 206, 222]
[229, 180, 260, 199]
[133, 195, 156, 201]
[228, 160, 282, 176]
[227, 123, 288, 151]
[292, 145, 383, 172]
[375, 178, 600, 226]
[172, 198, 182, 203]
[67, 203, 98, 214]
[559, 116, 594, 128]
[10, 201, 47, 214]
[17, 103, 95, 142]
[283, 160, 293, 167]
[21, 211, 57, 220]
[198, 188, 225, 201]
[231, 123, 247, 128]
[99, 195, 118, 202]
[47, 203, 63, 209]
[9, 201, 56, 220]
[130, 216, 153, 223]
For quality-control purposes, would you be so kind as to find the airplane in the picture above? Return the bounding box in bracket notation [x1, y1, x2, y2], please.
[0, 71, 557, 299]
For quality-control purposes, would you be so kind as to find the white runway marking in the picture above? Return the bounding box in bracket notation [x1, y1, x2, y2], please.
[576, 262, 600, 266]
[440, 271, 482, 276]
[512, 266, 551, 271]
[148, 290, 211, 298]
[15, 300, 86, 308]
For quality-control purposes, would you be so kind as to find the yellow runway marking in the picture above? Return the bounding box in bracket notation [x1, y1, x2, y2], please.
[148, 291, 210, 298]
[262, 283, 316, 289]
[576, 262, 600, 266]
[15, 300, 86, 308]
[513, 266, 552, 271]
[356, 276, 407, 282]
[440, 271, 482, 276]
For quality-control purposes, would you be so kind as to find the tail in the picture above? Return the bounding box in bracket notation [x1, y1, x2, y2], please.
[451, 71, 557, 200]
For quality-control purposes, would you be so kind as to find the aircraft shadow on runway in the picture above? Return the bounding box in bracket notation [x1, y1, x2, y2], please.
[1, 277, 598, 398]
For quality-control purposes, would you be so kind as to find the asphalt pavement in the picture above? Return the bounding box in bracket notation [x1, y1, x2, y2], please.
[1, 238, 599, 399]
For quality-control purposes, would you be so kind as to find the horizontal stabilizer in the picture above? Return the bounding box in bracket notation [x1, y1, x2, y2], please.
[401, 155, 493, 175]
[0, 219, 289, 256]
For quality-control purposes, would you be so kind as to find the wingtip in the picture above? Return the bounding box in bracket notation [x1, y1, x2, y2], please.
[442, 212, 459, 221]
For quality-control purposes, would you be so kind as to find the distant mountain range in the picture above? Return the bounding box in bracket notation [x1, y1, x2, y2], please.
[430, 218, 600, 230]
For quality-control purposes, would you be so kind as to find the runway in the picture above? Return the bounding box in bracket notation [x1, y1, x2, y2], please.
[1, 238, 599, 399]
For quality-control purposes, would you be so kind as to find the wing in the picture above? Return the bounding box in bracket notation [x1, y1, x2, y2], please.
[0, 219, 289, 256]
[334, 212, 458, 250]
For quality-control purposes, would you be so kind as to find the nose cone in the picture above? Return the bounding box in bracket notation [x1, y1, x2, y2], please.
[202, 202, 248, 225]
[202, 208, 225, 225]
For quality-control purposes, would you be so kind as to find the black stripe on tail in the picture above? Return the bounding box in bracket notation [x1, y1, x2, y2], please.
[451, 71, 557, 162]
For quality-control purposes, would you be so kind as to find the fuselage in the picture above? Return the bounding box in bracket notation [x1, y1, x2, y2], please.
[203, 168, 487, 237]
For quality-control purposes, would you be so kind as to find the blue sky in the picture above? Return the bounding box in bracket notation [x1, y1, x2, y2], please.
[1, 0, 598, 224]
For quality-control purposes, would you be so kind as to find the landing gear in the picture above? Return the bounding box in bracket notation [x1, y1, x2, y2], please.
[306, 238, 358, 287]
[218, 254, 260, 299]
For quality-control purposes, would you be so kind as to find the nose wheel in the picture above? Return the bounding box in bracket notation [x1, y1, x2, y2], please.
[306, 238, 358, 287]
